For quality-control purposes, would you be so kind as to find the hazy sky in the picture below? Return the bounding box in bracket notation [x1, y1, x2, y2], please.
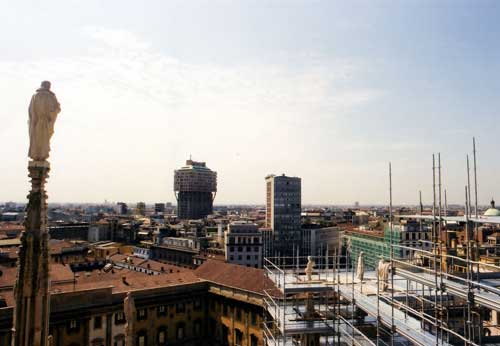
[1, 0, 499, 205]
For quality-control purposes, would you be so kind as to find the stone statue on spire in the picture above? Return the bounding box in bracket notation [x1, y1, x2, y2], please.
[13, 82, 59, 346]
[28, 81, 61, 162]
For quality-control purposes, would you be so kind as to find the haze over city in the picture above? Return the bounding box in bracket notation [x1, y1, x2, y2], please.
[1, 0, 500, 204]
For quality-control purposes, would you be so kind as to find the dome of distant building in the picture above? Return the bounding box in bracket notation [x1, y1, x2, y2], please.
[484, 199, 500, 216]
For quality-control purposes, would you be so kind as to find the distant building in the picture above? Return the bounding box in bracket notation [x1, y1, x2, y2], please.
[154, 203, 166, 214]
[265, 174, 301, 257]
[345, 221, 431, 269]
[352, 211, 369, 225]
[133, 246, 151, 259]
[0, 212, 22, 222]
[150, 237, 201, 268]
[116, 202, 128, 215]
[225, 222, 263, 268]
[136, 202, 146, 216]
[302, 226, 343, 257]
[88, 221, 111, 242]
[174, 159, 217, 220]
[484, 199, 500, 216]
[49, 223, 89, 241]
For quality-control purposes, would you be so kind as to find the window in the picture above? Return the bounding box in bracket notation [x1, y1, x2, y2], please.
[236, 308, 242, 321]
[251, 311, 257, 325]
[176, 302, 185, 313]
[251, 334, 258, 346]
[137, 334, 147, 346]
[246, 246, 251, 252]
[113, 334, 125, 346]
[222, 303, 228, 316]
[194, 298, 201, 311]
[229, 255, 234, 261]
[254, 247, 259, 252]
[176, 324, 185, 339]
[194, 319, 201, 336]
[230, 247, 234, 252]
[67, 319, 79, 334]
[158, 329, 166, 344]
[235, 329, 243, 346]
[138, 308, 147, 320]
[93, 316, 102, 329]
[115, 312, 126, 325]
[157, 305, 167, 316]
[238, 247, 243, 252]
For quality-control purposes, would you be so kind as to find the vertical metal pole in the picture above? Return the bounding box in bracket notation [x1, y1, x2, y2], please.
[467, 155, 472, 219]
[473, 137, 478, 219]
[465, 186, 472, 345]
[376, 264, 380, 346]
[444, 189, 448, 218]
[432, 154, 439, 346]
[326, 243, 329, 282]
[473, 137, 482, 346]
[438, 153, 444, 246]
[389, 162, 395, 346]
[336, 247, 341, 346]
[438, 154, 445, 343]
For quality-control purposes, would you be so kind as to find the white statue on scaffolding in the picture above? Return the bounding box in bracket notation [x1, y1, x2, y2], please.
[412, 251, 423, 266]
[356, 251, 365, 281]
[305, 256, 315, 282]
[377, 258, 391, 292]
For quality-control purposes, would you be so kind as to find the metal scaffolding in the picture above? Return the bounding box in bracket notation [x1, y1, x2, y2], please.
[264, 143, 500, 346]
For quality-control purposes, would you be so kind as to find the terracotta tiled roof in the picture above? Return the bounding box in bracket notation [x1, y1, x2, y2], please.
[136, 259, 189, 273]
[195, 260, 275, 295]
[0, 265, 17, 307]
[0, 263, 203, 308]
[0, 247, 19, 259]
[49, 263, 76, 282]
[0, 265, 18, 288]
[52, 270, 201, 294]
[109, 254, 190, 274]
[49, 239, 80, 255]
[0, 223, 24, 232]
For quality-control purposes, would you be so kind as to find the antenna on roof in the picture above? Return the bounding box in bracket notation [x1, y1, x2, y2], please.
[473, 137, 478, 218]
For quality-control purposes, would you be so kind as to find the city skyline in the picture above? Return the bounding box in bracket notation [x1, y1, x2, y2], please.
[1, 1, 500, 205]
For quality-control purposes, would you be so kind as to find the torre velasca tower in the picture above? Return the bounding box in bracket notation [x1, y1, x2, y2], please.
[174, 159, 217, 220]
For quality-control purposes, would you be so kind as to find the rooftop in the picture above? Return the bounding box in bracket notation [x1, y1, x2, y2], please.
[195, 259, 274, 295]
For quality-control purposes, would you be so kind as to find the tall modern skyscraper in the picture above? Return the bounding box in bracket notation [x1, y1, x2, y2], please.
[174, 159, 217, 220]
[265, 174, 301, 257]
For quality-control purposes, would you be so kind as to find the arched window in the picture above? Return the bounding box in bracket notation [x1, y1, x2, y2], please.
[235, 329, 243, 346]
[193, 319, 202, 337]
[157, 326, 167, 345]
[113, 334, 125, 346]
[136, 330, 147, 346]
[176, 322, 185, 340]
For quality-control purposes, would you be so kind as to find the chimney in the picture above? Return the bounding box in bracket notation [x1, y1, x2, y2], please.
[122, 276, 129, 285]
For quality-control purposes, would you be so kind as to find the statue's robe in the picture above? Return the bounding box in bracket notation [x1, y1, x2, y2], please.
[28, 88, 61, 161]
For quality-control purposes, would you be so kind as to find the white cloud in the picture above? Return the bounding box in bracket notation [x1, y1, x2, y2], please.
[0, 27, 382, 203]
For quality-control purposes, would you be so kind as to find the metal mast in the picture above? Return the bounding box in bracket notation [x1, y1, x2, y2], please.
[473, 137, 478, 218]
